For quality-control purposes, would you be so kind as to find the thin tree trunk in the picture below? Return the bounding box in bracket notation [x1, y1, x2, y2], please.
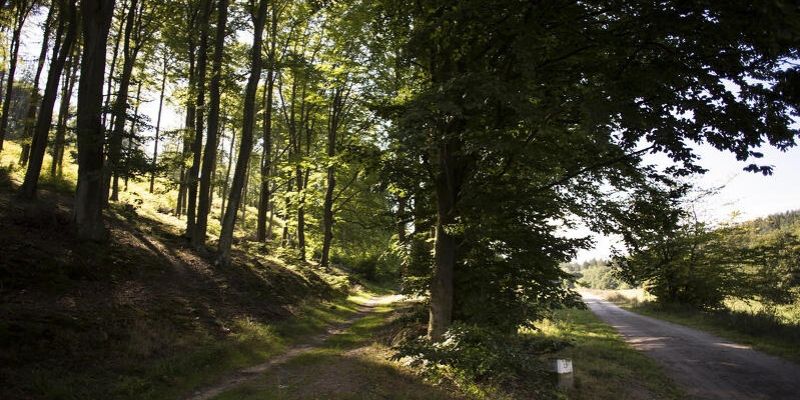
[103, 0, 126, 129]
[320, 87, 344, 269]
[256, 10, 278, 242]
[176, 25, 198, 217]
[194, 0, 228, 249]
[19, 4, 54, 165]
[74, 0, 116, 241]
[217, 0, 268, 266]
[281, 178, 291, 246]
[241, 161, 249, 224]
[123, 78, 143, 192]
[52, 46, 80, 177]
[0, 2, 31, 151]
[186, 0, 211, 237]
[18, 0, 78, 200]
[296, 166, 305, 259]
[106, 0, 142, 203]
[149, 52, 168, 193]
[255, 81, 272, 241]
[220, 125, 234, 222]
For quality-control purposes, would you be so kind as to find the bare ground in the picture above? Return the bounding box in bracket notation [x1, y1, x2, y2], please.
[583, 292, 800, 400]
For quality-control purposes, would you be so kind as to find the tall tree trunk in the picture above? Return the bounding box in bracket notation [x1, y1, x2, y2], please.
[0, 1, 32, 151]
[186, 0, 211, 238]
[220, 125, 234, 222]
[103, 0, 126, 130]
[296, 166, 305, 259]
[320, 87, 344, 269]
[52, 46, 80, 177]
[74, 0, 116, 241]
[18, 0, 78, 200]
[176, 31, 198, 217]
[241, 161, 249, 224]
[256, 10, 278, 243]
[106, 0, 142, 203]
[217, 0, 268, 266]
[193, 0, 228, 249]
[256, 80, 273, 241]
[427, 127, 466, 340]
[149, 51, 168, 193]
[123, 78, 143, 192]
[19, 4, 54, 166]
[281, 178, 291, 246]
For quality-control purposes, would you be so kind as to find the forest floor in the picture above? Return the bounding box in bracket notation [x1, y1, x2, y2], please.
[583, 292, 800, 400]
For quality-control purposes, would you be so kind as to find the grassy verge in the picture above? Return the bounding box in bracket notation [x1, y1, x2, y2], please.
[589, 289, 800, 364]
[626, 302, 800, 364]
[15, 292, 374, 400]
[530, 308, 685, 400]
[212, 298, 463, 400]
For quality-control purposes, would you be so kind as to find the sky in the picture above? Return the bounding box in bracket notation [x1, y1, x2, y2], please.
[12, 8, 800, 263]
[572, 144, 800, 263]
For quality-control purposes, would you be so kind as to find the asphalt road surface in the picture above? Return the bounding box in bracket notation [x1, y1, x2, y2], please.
[583, 292, 800, 400]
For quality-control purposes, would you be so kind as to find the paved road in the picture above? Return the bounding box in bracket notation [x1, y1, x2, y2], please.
[583, 292, 800, 400]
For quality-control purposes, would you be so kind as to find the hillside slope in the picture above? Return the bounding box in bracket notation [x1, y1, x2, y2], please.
[0, 167, 364, 399]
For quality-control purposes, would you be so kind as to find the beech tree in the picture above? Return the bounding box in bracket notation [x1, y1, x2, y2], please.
[373, 0, 800, 338]
[73, 0, 116, 240]
[0, 0, 34, 151]
[105, 0, 155, 202]
[217, 0, 268, 266]
[18, 0, 78, 199]
[193, 0, 228, 248]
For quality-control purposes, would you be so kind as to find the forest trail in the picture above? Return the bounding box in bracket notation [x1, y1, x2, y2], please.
[583, 292, 800, 400]
[185, 293, 414, 400]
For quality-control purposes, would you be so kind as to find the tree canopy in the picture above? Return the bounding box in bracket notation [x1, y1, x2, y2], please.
[0, 0, 797, 342]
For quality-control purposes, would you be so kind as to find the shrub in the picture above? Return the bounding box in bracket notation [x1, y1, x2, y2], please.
[393, 323, 569, 383]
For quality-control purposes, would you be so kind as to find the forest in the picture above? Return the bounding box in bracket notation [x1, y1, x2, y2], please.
[0, 0, 799, 399]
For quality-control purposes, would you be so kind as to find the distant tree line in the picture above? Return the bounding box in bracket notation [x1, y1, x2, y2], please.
[562, 259, 630, 290]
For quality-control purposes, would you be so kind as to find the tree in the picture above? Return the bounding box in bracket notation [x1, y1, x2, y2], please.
[255, 2, 281, 243]
[18, 0, 79, 200]
[217, 0, 268, 266]
[51, 44, 80, 177]
[0, 0, 34, 151]
[193, 0, 228, 249]
[149, 45, 169, 193]
[184, 0, 211, 236]
[106, 0, 155, 202]
[372, 0, 800, 339]
[18, 3, 55, 166]
[74, 0, 115, 241]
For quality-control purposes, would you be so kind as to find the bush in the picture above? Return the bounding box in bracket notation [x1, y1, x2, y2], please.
[393, 323, 569, 383]
[353, 256, 378, 281]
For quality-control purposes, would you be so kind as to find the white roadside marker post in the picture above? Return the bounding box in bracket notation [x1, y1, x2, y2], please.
[550, 358, 574, 390]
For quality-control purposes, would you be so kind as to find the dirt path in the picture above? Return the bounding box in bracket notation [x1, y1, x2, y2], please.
[185, 294, 401, 400]
[583, 292, 800, 400]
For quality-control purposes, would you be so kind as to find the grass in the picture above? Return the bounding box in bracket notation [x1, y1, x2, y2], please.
[112, 293, 370, 400]
[0, 139, 398, 399]
[212, 298, 464, 400]
[0, 140, 286, 243]
[628, 301, 800, 364]
[590, 289, 800, 365]
[4, 287, 377, 400]
[528, 308, 685, 400]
